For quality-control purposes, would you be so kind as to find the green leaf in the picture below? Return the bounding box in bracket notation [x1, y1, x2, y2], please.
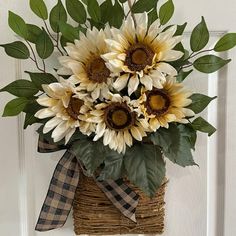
[8, 11, 28, 38]
[119, 0, 127, 3]
[49, 0, 67, 33]
[81, 0, 88, 5]
[30, 0, 48, 20]
[132, 0, 158, 13]
[159, 0, 174, 25]
[150, 124, 197, 167]
[148, 8, 158, 27]
[26, 24, 43, 43]
[87, 0, 101, 23]
[214, 33, 236, 52]
[36, 29, 54, 59]
[124, 144, 165, 197]
[0, 80, 38, 97]
[65, 0, 86, 24]
[24, 113, 41, 129]
[175, 22, 187, 36]
[191, 117, 216, 136]
[59, 22, 80, 43]
[109, 0, 124, 28]
[187, 93, 217, 114]
[88, 18, 104, 30]
[193, 55, 231, 73]
[101, 0, 113, 24]
[70, 140, 106, 176]
[178, 124, 197, 150]
[176, 69, 193, 82]
[0, 41, 30, 59]
[25, 71, 57, 90]
[2, 97, 29, 117]
[190, 17, 209, 52]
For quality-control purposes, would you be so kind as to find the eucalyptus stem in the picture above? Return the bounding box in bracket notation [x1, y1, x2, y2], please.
[189, 48, 214, 59]
[127, 0, 137, 27]
[43, 20, 57, 42]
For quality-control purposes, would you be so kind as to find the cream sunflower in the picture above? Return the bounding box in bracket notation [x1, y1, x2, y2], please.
[102, 13, 183, 95]
[136, 76, 194, 131]
[58, 27, 113, 101]
[87, 94, 149, 154]
[35, 78, 95, 144]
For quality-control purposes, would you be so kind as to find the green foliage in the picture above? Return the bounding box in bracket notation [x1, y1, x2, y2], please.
[193, 55, 231, 73]
[178, 124, 197, 150]
[26, 24, 43, 43]
[30, 0, 48, 20]
[8, 11, 28, 39]
[101, 0, 113, 24]
[159, 0, 174, 25]
[50, 0, 67, 33]
[0, 80, 38, 97]
[0, 41, 30, 59]
[132, 0, 158, 13]
[214, 33, 236, 52]
[25, 71, 57, 91]
[119, 0, 127, 3]
[176, 69, 193, 82]
[148, 8, 158, 27]
[187, 93, 217, 114]
[65, 0, 87, 24]
[2, 97, 29, 117]
[175, 22, 187, 36]
[87, 0, 101, 23]
[36, 29, 54, 59]
[109, 0, 124, 28]
[190, 17, 209, 52]
[191, 117, 216, 136]
[150, 124, 197, 167]
[124, 143, 166, 197]
[59, 22, 80, 42]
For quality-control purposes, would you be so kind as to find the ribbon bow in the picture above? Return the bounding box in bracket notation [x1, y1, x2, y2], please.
[35, 137, 139, 232]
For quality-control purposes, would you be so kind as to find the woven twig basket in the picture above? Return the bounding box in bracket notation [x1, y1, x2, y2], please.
[73, 173, 167, 235]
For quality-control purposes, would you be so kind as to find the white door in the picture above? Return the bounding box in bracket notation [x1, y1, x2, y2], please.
[0, 0, 236, 236]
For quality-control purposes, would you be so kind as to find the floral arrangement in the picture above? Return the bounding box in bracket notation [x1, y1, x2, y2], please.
[1, 0, 236, 201]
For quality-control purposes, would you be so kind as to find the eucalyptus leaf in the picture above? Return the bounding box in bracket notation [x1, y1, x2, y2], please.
[148, 8, 158, 27]
[187, 93, 217, 114]
[214, 33, 236, 52]
[87, 0, 101, 23]
[0, 80, 38, 97]
[59, 22, 80, 42]
[176, 69, 193, 82]
[8, 11, 28, 39]
[30, 0, 48, 20]
[190, 17, 209, 52]
[2, 97, 29, 117]
[191, 117, 216, 136]
[26, 24, 43, 43]
[0, 41, 30, 59]
[109, 0, 124, 28]
[24, 112, 41, 129]
[101, 0, 113, 24]
[175, 22, 187, 36]
[65, 0, 87, 24]
[193, 55, 231, 73]
[132, 0, 158, 13]
[159, 0, 174, 25]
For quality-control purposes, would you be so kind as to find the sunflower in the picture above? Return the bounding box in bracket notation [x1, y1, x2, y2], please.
[58, 27, 113, 101]
[87, 94, 148, 154]
[102, 13, 183, 95]
[35, 78, 95, 144]
[137, 76, 194, 131]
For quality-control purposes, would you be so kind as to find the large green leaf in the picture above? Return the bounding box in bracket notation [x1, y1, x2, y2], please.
[132, 0, 158, 13]
[150, 124, 197, 167]
[36, 29, 54, 59]
[65, 0, 86, 24]
[190, 17, 209, 52]
[191, 117, 216, 136]
[124, 143, 166, 197]
[87, 0, 101, 23]
[214, 33, 236, 52]
[109, 0, 124, 28]
[2, 97, 29, 117]
[0, 80, 38, 97]
[176, 69, 193, 82]
[101, 0, 113, 24]
[30, 0, 48, 20]
[187, 93, 217, 114]
[49, 0, 67, 33]
[193, 55, 231, 73]
[26, 24, 43, 44]
[59, 22, 80, 43]
[148, 8, 158, 27]
[0, 41, 30, 59]
[159, 0, 174, 25]
[178, 124, 197, 150]
[8, 11, 28, 39]
[25, 71, 57, 90]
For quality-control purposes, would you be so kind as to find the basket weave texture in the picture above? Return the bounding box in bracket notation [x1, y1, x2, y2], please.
[73, 173, 167, 235]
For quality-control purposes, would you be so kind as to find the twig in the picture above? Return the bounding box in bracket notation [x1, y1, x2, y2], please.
[42, 59, 46, 72]
[127, 0, 137, 27]
[189, 48, 214, 59]
[43, 20, 57, 42]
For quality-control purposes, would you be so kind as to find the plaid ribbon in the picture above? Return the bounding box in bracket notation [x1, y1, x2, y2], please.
[35, 137, 139, 232]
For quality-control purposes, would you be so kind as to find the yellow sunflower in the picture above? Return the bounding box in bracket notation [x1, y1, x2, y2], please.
[102, 13, 183, 95]
[35, 78, 95, 143]
[87, 94, 149, 154]
[137, 76, 194, 131]
[58, 26, 113, 100]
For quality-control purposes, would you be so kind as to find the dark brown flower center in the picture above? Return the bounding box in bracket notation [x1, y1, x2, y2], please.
[87, 57, 110, 83]
[66, 96, 84, 120]
[145, 89, 170, 115]
[125, 43, 154, 71]
[104, 103, 135, 131]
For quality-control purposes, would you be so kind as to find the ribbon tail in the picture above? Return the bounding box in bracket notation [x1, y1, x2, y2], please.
[35, 151, 80, 232]
[96, 179, 139, 223]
